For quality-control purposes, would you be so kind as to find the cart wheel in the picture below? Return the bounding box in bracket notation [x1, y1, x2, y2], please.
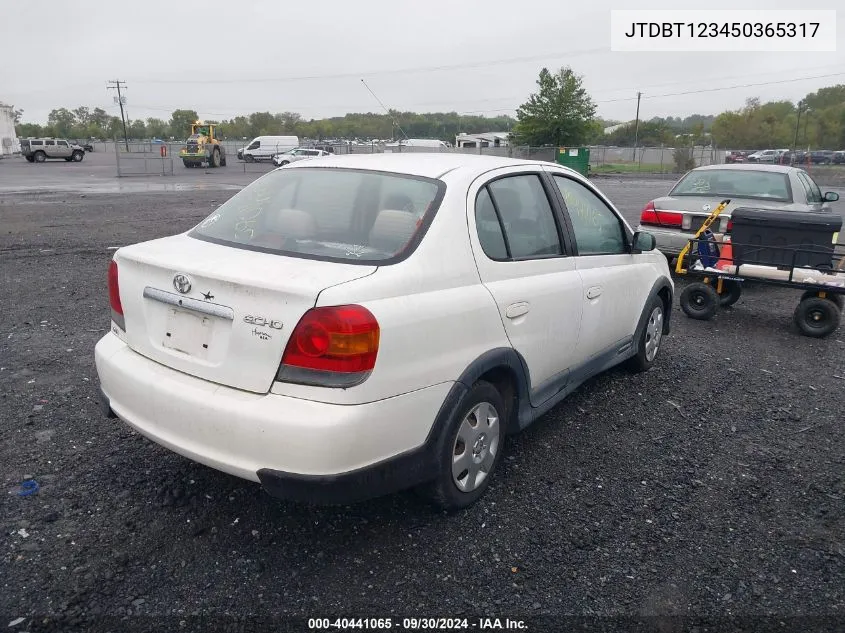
[680, 282, 719, 320]
[718, 280, 742, 307]
[794, 297, 841, 338]
[800, 290, 843, 310]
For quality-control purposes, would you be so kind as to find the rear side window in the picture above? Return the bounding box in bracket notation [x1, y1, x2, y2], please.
[486, 175, 562, 259]
[31, 140, 43, 146]
[475, 188, 508, 259]
[190, 167, 444, 264]
[45, 140, 55, 146]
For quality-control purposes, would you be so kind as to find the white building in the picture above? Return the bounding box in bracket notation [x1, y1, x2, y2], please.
[455, 132, 510, 148]
[0, 103, 20, 157]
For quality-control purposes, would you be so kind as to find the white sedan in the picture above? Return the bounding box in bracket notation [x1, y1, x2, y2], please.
[95, 153, 673, 509]
[272, 147, 331, 167]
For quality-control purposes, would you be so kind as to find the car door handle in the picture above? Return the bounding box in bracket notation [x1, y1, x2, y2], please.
[505, 302, 530, 319]
[586, 286, 603, 299]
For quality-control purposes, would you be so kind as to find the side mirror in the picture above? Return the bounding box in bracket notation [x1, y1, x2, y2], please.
[823, 191, 839, 202]
[632, 231, 657, 253]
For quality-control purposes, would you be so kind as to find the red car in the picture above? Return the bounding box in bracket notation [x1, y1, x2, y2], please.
[725, 151, 749, 164]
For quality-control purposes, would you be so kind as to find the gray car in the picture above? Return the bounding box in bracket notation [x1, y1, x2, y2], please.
[637, 164, 841, 258]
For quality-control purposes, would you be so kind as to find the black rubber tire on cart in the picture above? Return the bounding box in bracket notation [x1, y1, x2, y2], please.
[680, 282, 719, 321]
[800, 290, 843, 310]
[793, 297, 841, 338]
[717, 280, 742, 307]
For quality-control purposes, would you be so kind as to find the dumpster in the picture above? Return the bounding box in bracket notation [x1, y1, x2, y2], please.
[730, 207, 842, 269]
[556, 147, 590, 176]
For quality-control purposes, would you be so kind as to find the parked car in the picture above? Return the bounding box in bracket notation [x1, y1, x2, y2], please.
[271, 147, 331, 167]
[747, 149, 789, 163]
[73, 140, 95, 152]
[832, 150, 845, 165]
[809, 150, 835, 165]
[725, 151, 749, 164]
[96, 154, 673, 509]
[637, 164, 840, 258]
[238, 136, 299, 162]
[20, 138, 86, 163]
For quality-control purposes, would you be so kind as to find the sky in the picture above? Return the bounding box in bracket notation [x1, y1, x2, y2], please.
[3, 0, 844, 126]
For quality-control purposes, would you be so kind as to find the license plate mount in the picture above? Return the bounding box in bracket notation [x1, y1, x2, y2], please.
[162, 308, 212, 357]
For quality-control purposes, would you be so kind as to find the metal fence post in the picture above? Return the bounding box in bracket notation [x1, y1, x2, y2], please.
[114, 139, 121, 177]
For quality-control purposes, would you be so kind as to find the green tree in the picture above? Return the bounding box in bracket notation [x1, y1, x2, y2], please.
[145, 118, 168, 139]
[168, 109, 199, 139]
[47, 108, 77, 137]
[513, 67, 596, 146]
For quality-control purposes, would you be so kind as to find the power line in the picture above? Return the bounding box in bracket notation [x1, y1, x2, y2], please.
[132, 47, 609, 85]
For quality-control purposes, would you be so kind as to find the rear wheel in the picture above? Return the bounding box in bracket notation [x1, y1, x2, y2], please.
[34, 151, 46, 163]
[680, 282, 718, 320]
[211, 148, 221, 167]
[182, 159, 193, 168]
[418, 381, 506, 510]
[801, 290, 843, 309]
[794, 297, 841, 338]
[717, 280, 742, 307]
[71, 150, 84, 162]
[25, 156, 34, 163]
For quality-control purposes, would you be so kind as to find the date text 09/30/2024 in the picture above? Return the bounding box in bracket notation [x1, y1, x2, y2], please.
[307, 618, 528, 630]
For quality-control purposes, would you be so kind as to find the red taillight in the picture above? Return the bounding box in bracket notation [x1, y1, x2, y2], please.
[278, 305, 379, 386]
[726, 220, 734, 232]
[640, 201, 683, 227]
[108, 260, 125, 331]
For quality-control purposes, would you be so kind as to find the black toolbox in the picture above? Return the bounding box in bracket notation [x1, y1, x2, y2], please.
[730, 207, 842, 268]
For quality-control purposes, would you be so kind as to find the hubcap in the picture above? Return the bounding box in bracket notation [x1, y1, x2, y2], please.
[644, 306, 663, 361]
[452, 401, 500, 493]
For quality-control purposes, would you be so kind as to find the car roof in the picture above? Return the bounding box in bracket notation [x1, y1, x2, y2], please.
[692, 163, 796, 174]
[286, 152, 556, 180]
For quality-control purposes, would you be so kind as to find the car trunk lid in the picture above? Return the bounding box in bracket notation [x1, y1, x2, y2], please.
[113, 233, 376, 393]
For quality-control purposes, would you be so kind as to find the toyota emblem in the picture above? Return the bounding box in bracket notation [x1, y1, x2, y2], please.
[173, 273, 192, 294]
[702, 204, 712, 211]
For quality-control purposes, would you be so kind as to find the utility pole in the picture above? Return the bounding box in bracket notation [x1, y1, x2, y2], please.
[633, 91, 642, 162]
[107, 80, 129, 151]
[793, 101, 803, 150]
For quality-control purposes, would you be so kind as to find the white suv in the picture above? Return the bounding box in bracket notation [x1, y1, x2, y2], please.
[95, 154, 673, 509]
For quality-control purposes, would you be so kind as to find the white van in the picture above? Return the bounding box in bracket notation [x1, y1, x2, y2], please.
[238, 136, 299, 162]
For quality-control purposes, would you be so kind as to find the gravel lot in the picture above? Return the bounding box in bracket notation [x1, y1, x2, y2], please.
[1, 174, 844, 633]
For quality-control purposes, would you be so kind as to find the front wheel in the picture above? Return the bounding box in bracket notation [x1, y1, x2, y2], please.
[794, 297, 841, 338]
[211, 148, 221, 167]
[33, 151, 46, 163]
[279, 160, 289, 166]
[418, 381, 506, 510]
[680, 282, 718, 320]
[626, 296, 665, 373]
[245, 154, 254, 163]
[72, 151, 84, 162]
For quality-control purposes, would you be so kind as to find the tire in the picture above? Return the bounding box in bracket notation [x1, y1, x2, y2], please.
[25, 156, 34, 163]
[717, 280, 742, 307]
[801, 290, 843, 309]
[418, 381, 507, 510]
[64, 157, 72, 162]
[211, 148, 221, 167]
[279, 160, 289, 166]
[680, 282, 719, 320]
[245, 155, 254, 163]
[33, 151, 46, 163]
[221, 155, 227, 166]
[183, 160, 193, 168]
[794, 297, 841, 338]
[626, 296, 665, 373]
[71, 151, 84, 162]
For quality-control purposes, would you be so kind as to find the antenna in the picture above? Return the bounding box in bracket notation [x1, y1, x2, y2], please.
[360, 78, 409, 141]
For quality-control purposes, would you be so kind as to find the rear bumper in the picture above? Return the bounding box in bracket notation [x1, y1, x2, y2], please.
[637, 226, 693, 255]
[95, 333, 453, 502]
[179, 152, 206, 159]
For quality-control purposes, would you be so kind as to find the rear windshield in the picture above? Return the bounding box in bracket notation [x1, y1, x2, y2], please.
[190, 167, 445, 264]
[671, 169, 792, 202]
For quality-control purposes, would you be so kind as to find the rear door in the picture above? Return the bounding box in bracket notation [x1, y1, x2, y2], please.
[546, 168, 653, 363]
[44, 139, 57, 157]
[467, 167, 583, 406]
[795, 170, 825, 211]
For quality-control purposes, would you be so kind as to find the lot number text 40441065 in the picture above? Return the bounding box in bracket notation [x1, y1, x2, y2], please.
[307, 618, 528, 630]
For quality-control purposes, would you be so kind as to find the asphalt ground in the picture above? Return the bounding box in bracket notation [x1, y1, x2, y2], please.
[1, 166, 844, 633]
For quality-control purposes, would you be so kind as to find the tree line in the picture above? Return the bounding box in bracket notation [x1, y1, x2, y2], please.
[13, 72, 845, 150]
